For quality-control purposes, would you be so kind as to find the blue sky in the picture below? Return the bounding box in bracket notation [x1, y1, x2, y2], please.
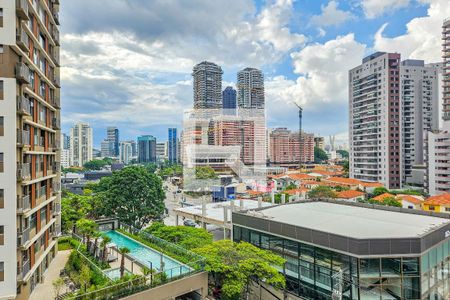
[59, 0, 448, 148]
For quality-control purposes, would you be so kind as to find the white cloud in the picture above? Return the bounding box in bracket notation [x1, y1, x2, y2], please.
[317, 28, 327, 37]
[373, 0, 450, 62]
[361, 0, 410, 19]
[311, 1, 355, 27]
[266, 34, 366, 109]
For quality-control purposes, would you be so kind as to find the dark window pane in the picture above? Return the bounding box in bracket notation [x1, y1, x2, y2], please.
[250, 230, 260, 247]
[381, 258, 401, 277]
[360, 258, 380, 278]
[403, 277, 420, 299]
[233, 226, 241, 242]
[260, 234, 270, 250]
[402, 258, 419, 276]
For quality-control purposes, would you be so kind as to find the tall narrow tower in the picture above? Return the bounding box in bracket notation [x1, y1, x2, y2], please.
[192, 61, 223, 109]
[237, 68, 265, 109]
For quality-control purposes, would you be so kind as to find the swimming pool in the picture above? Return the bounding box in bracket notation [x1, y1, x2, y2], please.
[104, 268, 131, 280]
[103, 230, 191, 277]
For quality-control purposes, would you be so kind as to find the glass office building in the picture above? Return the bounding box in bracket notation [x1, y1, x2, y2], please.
[232, 201, 450, 300]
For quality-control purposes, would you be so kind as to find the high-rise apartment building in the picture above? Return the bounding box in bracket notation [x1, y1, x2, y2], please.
[400, 60, 441, 184]
[349, 52, 402, 189]
[70, 123, 93, 167]
[269, 128, 314, 165]
[156, 142, 167, 162]
[106, 126, 119, 157]
[426, 19, 450, 195]
[137, 135, 156, 163]
[222, 86, 236, 111]
[60, 133, 70, 168]
[168, 128, 178, 163]
[237, 68, 264, 109]
[119, 141, 133, 165]
[192, 61, 223, 109]
[314, 136, 325, 150]
[0, 0, 61, 298]
[100, 139, 109, 157]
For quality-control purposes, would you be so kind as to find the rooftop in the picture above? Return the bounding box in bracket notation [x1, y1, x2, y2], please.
[336, 190, 365, 199]
[424, 193, 450, 205]
[247, 201, 450, 239]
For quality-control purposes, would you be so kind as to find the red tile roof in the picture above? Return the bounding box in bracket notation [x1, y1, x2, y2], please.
[325, 177, 362, 185]
[284, 188, 309, 195]
[373, 193, 395, 201]
[396, 194, 423, 205]
[424, 193, 450, 206]
[336, 190, 365, 199]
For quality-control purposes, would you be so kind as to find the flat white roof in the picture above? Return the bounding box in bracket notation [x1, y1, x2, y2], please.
[175, 199, 273, 223]
[254, 202, 450, 239]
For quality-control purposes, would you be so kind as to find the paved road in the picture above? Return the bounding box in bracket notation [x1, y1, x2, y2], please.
[162, 180, 225, 240]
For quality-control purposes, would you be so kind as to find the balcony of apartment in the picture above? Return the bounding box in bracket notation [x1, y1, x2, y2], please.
[17, 226, 30, 248]
[53, 75, 60, 88]
[51, 48, 60, 66]
[52, 6, 60, 25]
[16, 0, 29, 20]
[50, 94, 60, 109]
[16, 27, 29, 52]
[17, 95, 31, 116]
[15, 62, 30, 84]
[17, 258, 31, 282]
[52, 182, 61, 194]
[51, 26, 60, 46]
[36, 186, 47, 206]
[52, 117, 60, 130]
[16, 129, 30, 147]
[52, 202, 61, 217]
[17, 162, 31, 181]
[17, 194, 31, 214]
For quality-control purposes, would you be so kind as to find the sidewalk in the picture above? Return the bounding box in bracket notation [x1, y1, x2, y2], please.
[29, 250, 71, 300]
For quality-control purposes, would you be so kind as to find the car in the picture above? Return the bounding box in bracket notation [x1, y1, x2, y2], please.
[183, 219, 197, 227]
[176, 189, 182, 193]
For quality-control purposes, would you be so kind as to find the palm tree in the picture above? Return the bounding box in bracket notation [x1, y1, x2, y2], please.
[100, 235, 112, 262]
[119, 247, 130, 278]
[76, 218, 97, 251]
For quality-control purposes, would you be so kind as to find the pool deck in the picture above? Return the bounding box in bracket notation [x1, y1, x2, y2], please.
[108, 253, 145, 276]
[29, 250, 71, 300]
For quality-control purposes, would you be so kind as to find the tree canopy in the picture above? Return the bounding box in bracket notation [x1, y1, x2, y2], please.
[97, 166, 165, 228]
[372, 187, 389, 197]
[307, 186, 336, 200]
[144, 222, 213, 250]
[83, 158, 110, 171]
[336, 150, 349, 159]
[195, 166, 217, 179]
[194, 240, 286, 299]
[314, 147, 328, 163]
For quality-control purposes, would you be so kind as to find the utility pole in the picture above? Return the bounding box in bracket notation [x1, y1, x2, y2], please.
[293, 103, 303, 170]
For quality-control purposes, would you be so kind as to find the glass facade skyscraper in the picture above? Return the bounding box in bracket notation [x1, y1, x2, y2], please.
[168, 128, 178, 163]
[137, 135, 156, 163]
[222, 86, 237, 110]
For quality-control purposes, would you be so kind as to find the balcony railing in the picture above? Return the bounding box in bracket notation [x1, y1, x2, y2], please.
[16, 129, 30, 146]
[53, 202, 61, 216]
[16, 28, 29, 51]
[52, 162, 60, 173]
[17, 194, 31, 213]
[52, 50, 60, 66]
[52, 27, 60, 45]
[52, 117, 60, 130]
[17, 259, 30, 281]
[16, 0, 29, 20]
[15, 62, 30, 84]
[50, 95, 60, 108]
[53, 76, 60, 87]
[37, 186, 47, 199]
[53, 182, 61, 193]
[17, 96, 31, 115]
[17, 227, 30, 248]
[52, 8, 60, 25]
[17, 163, 31, 181]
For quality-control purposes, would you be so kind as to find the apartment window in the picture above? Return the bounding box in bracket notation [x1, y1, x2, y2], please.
[429, 205, 435, 211]
[0, 152, 3, 172]
[0, 189, 3, 208]
[445, 207, 450, 212]
[0, 262, 3, 282]
[0, 226, 3, 245]
[0, 116, 3, 136]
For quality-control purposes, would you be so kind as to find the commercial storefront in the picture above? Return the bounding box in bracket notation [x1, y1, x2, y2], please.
[232, 200, 450, 300]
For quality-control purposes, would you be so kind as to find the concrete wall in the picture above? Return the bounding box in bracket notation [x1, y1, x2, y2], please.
[122, 271, 208, 300]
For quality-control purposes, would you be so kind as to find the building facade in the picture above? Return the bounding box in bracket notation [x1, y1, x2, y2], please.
[0, 0, 61, 298]
[233, 201, 450, 300]
[314, 136, 325, 150]
[106, 126, 119, 157]
[349, 52, 402, 189]
[156, 142, 167, 162]
[237, 67, 264, 109]
[192, 61, 223, 109]
[269, 128, 314, 165]
[168, 127, 178, 163]
[137, 135, 156, 163]
[119, 141, 132, 165]
[400, 60, 441, 184]
[60, 133, 70, 168]
[425, 19, 450, 195]
[222, 86, 236, 112]
[70, 123, 92, 167]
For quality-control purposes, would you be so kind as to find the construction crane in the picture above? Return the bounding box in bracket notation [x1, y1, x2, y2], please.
[293, 102, 303, 170]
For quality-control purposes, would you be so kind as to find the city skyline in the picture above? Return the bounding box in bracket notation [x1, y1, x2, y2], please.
[59, 0, 449, 147]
